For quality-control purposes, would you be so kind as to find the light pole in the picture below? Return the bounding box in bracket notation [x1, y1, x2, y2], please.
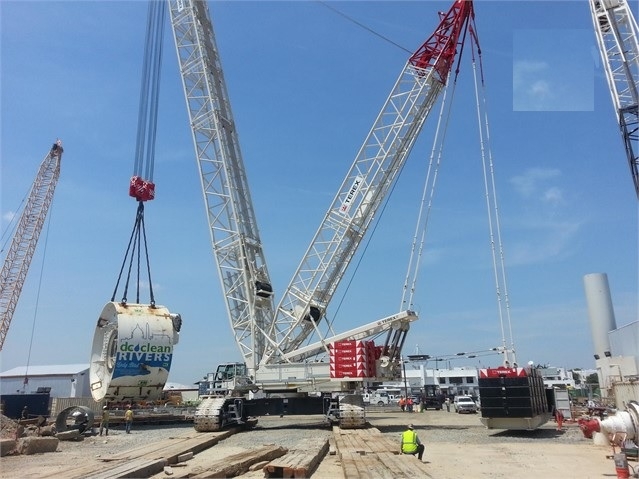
[402, 357, 409, 398]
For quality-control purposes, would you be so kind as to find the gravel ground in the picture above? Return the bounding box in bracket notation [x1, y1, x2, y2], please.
[0, 407, 622, 478]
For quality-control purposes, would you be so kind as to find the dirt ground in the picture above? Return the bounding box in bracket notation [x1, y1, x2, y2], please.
[1, 409, 633, 478]
[170, 411, 627, 479]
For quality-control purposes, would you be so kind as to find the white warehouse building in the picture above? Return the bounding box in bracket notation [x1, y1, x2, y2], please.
[0, 364, 91, 398]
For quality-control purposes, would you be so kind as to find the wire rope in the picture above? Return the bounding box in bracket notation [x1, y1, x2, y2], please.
[112, 1, 163, 305]
[317, 1, 412, 54]
[111, 202, 155, 306]
[470, 37, 516, 365]
[22, 202, 55, 392]
[400, 75, 457, 311]
[133, 0, 165, 182]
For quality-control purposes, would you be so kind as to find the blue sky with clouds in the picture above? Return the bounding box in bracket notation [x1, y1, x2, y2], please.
[1, 1, 637, 386]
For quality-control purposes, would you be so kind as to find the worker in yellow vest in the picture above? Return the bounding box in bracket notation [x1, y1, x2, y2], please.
[400, 424, 424, 460]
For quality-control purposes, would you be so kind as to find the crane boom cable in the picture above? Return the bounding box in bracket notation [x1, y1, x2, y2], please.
[470, 41, 515, 365]
[400, 75, 456, 311]
[23, 206, 54, 391]
[317, 1, 412, 55]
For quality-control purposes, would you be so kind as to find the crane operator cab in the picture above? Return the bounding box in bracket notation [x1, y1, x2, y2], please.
[199, 362, 257, 396]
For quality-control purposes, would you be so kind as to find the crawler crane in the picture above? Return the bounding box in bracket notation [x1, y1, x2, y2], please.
[167, 0, 478, 430]
[0, 140, 63, 351]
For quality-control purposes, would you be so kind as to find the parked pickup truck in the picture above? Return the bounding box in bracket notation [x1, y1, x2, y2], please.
[454, 396, 478, 414]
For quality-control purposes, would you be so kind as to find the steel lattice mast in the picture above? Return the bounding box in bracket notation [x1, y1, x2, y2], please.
[167, 0, 274, 372]
[0, 141, 63, 350]
[590, 0, 639, 197]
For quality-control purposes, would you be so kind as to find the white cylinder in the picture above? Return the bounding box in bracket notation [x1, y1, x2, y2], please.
[89, 302, 181, 402]
[583, 273, 617, 359]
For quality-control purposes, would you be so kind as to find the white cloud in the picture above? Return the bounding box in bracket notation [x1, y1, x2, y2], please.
[542, 186, 564, 205]
[513, 60, 555, 111]
[507, 219, 582, 266]
[510, 167, 561, 198]
[2, 211, 16, 223]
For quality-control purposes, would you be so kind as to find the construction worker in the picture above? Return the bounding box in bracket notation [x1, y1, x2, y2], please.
[399, 396, 406, 412]
[124, 405, 134, 434]
[99, 406, 110, 436]
[555, 408, 564, 431]
[400, 424, 424, 460]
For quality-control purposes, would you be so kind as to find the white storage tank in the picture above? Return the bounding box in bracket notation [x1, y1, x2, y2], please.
[583, 273, 617, 360]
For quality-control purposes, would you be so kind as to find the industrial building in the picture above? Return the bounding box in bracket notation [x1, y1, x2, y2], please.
[584, 273, 639, 407]
[0, 363, 90, 398]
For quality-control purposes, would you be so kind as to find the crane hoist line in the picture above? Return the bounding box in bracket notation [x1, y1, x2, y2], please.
[167, 0, 478, 431]
[88, 0, 182, 404]
[0, 140, 63, 351]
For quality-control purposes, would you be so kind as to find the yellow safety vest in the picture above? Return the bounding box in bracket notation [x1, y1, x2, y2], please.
[401, 430, 418, 454]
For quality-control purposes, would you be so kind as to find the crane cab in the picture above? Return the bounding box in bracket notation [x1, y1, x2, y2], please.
[199, 362, 256, 396]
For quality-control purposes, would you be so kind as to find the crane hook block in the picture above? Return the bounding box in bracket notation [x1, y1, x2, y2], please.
[129, 175, 156, 201]
[88, 301, 181, 402]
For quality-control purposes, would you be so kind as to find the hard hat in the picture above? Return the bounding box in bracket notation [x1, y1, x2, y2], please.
[103, 406, 107, 409]
[407, 424, 414, 429]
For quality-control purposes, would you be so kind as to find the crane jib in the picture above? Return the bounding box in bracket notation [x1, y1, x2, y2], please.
[409, 0, 476, 83]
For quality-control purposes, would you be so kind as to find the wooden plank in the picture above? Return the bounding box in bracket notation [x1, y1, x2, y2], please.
[340, 451, 363, 479]
[378, 451, 434, 478]
[333, 424, 432, 479]
[263, 437, 329, 479]
[88, 459, 167, 479]
[189, 445, 287, 479]
[35, 429, 241, 479]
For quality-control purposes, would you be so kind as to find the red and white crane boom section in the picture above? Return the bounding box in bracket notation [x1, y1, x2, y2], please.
[265, 0, 477, 363]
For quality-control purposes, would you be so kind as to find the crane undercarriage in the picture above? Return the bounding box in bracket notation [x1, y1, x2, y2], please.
[193, 392, 370, 432]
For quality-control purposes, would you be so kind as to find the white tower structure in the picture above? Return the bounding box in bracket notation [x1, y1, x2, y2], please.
[583, 272, 618, 360]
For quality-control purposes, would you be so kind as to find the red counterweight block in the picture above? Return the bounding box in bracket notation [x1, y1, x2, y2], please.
[129, 176, 156, 201]
[329, 340, 377, 378]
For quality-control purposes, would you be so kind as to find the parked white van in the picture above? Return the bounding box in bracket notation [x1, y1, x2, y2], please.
[375, 388, 403, 404]
[362, 392, 390, 405]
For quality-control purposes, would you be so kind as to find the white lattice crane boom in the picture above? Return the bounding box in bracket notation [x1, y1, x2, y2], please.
[0, 140, 63, 350]
[168, 0, 274, 373]
[168, 0, 476, 387]
[590, 0, 639, 197]
[267, 0, 477, 364]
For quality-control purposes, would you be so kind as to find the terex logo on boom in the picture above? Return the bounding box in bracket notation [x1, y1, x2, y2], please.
[340, 176, 363, 215]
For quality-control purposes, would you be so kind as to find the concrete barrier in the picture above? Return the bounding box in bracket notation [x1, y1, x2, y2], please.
[16, 437, 59, 455]
[0, 438, 16, 457]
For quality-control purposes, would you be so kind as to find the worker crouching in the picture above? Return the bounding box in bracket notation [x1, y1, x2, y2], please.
[401, 424, 425, 461]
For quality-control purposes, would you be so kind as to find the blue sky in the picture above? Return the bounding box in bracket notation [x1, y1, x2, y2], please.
[1, 1, 637, 386]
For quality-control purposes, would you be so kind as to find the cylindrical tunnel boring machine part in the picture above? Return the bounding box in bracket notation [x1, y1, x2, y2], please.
[89, 302, 181, 402]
